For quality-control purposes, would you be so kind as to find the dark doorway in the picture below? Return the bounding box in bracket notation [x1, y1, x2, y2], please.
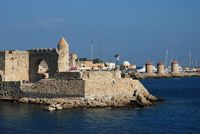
[0, 75, 2, 81]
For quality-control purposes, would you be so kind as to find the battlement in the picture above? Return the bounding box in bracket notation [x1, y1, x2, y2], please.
[0, 50, 27, 54]
[0, 51, 5, 54]
[5, 50, 28, 55]
[28, 48, 57, 53]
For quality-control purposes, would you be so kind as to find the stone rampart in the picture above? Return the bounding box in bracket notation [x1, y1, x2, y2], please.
[0, 71, 149, 100]
[0, 71, 158, 110]
[85, 77, 149, 100]
[21, 79, 85, 98]
[82, 70, 121, 80]
[0, 79, 85, 99]
[54, 72, 81, 80]
[0, 81, 22, 99]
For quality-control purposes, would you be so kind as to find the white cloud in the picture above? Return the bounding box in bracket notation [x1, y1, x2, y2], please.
[34, 17, 66, 29]
[169, 39, 179, 45]
[10, 17, 66, 30]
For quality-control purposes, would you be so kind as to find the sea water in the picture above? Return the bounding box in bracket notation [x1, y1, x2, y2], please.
[0, 77, 200, 134]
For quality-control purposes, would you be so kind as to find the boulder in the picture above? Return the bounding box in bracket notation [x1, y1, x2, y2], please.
[116, 97, 130, 106]
[55, 103, 63, 110]
[46, 105, 56, 111]
[136, 93, 152, 107]
[147, 94, 158, 102]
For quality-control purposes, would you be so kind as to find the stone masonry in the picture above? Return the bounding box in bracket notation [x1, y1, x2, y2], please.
[0, 51, 29, 81]
[0, 37, 158, 110]
[0, 37, 70, 82]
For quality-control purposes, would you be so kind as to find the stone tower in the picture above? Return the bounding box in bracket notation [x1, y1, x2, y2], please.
[145, 61, 153, 75]
[157, 61, 165, 74]
[171, 61, 179, 74]
[71, 53, 77, 67]
[57, 37, 69, 72]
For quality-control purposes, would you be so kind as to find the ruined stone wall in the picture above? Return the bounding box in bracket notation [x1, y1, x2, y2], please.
[82, 70, 144, 100]
[0, 69, 148, 102]
[21, 79, 85, 98]
[0, 81, 22, 99]
[4, 51, 29, 81]
[85, 77, 147, 100]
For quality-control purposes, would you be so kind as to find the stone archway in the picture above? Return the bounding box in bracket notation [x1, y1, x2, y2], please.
[32, 59, 51, 81]
[37, 60, 49, 80]
[28, 50, 59, 82]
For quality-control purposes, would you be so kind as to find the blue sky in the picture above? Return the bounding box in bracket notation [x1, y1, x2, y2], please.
[0, 0, 200, 66]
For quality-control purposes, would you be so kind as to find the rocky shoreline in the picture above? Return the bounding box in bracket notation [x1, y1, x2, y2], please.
[17, 89, 160, 111]
[0, 71, 162, 111]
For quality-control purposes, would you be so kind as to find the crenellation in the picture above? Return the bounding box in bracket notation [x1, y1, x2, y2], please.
[28, 48, 57, 53]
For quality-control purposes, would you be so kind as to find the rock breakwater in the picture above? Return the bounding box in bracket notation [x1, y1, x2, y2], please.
[133, 72, 200, 79]
[18, 89, 158, 111]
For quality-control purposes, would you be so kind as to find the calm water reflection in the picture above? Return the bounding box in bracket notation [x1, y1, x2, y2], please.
[0, 77, 200, 134]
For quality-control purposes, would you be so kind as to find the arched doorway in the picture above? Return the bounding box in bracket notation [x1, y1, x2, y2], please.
[0, 75, 2, 82]
[37, 60, 49, 80]
[0, 70, 3, 82]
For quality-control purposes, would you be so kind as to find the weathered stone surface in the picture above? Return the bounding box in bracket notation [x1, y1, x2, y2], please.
[136, 93, 152, 107]
[1, 71, 158, 110]
[20, 79, 85, 98]
[0, 81, 22, 99]
[0, 51, 29, 81]
[47, 105, 56, 111]
[148, 94, 158, 102]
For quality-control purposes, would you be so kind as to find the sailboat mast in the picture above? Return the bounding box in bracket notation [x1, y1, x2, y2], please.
[165, 50, 168, 67]
[189, 51, 192, 67]
[91, 41, 94, 60]
[196, 59, 198, 68]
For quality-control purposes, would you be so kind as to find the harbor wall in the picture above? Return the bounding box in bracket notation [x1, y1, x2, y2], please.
[0, 79, 85, 99]
[0, 71, 150, 103]
[20, 79, 85, 98]
[85, 78, 148, 100]
[0, 81, 22, 99]
[83, 71, 149, 100]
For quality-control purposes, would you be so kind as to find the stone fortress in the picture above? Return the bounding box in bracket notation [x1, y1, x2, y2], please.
[0, 38, 69, 82]
[0, 37, 158, 111]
